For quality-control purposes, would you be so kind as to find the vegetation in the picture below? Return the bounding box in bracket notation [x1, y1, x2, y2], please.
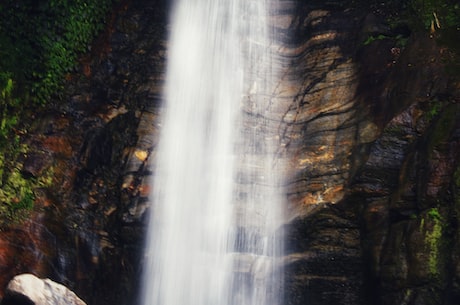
[0, 75, 33, 222]
[410, 0, 460, 76]
[408, 0, 459, 31]
[362, 0, 459, 47]
[0, 0, 115, 105]
[424, 208, 443, 277]
[0, 0, 116, 221]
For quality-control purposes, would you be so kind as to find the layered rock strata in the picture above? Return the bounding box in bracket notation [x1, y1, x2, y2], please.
[0, 1, 458, 305]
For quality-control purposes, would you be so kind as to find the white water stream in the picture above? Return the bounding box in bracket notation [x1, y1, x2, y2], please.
[141, 1, 283, 305]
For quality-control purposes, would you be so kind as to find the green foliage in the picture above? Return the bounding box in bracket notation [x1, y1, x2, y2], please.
[427, 207, 442, 220]
[363, 33, 410, 48]
[0, 0, 116, 105]
[365, 0, 459, 71]
[0, 74, 33, 221]
[0, 141, 33, 222]
[409, 0, 460, 31]
[0, 75, 20, 142]
[0, 141, 55, 223]
[0, 0, 116, 222]
[1, 78, 13, 100]
[363, 34, 391, 45]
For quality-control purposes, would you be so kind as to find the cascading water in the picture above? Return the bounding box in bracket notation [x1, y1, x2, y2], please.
[141, 1, 283, 305]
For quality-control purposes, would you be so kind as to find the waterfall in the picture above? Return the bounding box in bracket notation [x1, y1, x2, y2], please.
[141, 1, 283, 305]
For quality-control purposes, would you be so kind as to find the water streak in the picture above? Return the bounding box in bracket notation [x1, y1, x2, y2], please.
[141, 1, 283, 305]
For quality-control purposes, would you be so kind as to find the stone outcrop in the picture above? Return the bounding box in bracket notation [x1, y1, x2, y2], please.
[0, 1, 458, 305]
[2, 274, 85, 305]
[353, 38, 460, 303]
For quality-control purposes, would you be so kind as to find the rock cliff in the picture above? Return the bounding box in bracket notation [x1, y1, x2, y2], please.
[0, 1, 458, 305]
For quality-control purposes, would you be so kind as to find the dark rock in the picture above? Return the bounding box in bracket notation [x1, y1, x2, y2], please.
[1, 1, 459, 305]
[21, 152, 53, 178]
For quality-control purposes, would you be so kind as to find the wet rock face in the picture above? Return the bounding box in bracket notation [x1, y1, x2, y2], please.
[0, 225, 51, 299]
[270, 1, 460, 305]
[1, 1, 167, 304]
[54, 1, 168, 304]
[355, 95, 460, 302]
[0, 0, 459, 305]
[269, 2, 369, 305]
[350, 14, 460, 303]
[283, 204, 363, 305]
[274, 2, 364, 207]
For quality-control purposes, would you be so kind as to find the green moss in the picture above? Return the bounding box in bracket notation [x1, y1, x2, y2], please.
[427, 208, 442, 220]
[425, 100, 442, 121]
[0, 154, 55, 224]
[403, 288, 413, 303]
[420, 217, 425, 231]
[424, 208, 444, 277]
[0, 144, 31, 221]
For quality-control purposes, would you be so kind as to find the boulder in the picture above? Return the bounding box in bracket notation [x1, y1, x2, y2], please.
[2, 274, 85, 305]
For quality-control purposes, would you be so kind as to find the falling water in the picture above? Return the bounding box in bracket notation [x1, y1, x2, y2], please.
[141, 1, 283, 305]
